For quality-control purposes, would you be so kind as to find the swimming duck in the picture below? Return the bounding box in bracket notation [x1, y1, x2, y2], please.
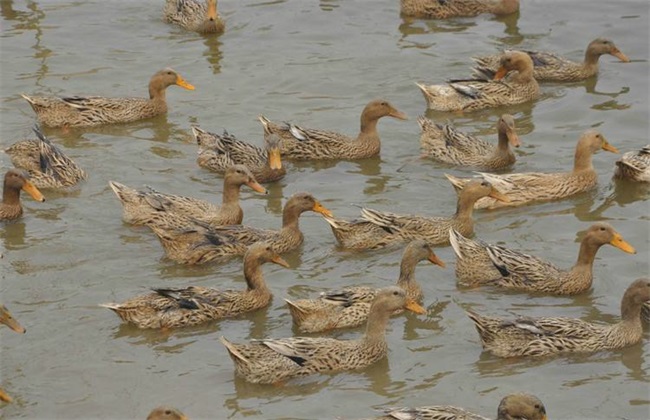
[467, 278, 650, 358]
[163, 0, 224, 33]
[109, 165, 266, 229]
[147, 192, 332, 265]
[450, 223, 636, 294]
[258, 99, 408, 160]
[445, 130, 618, 210]
[613, 145, 650, 182]
[400, 0, 520, 19]
[0, 304, 25, 403]
[4, 126, 87, 189]
[194, 125, 286, 183]
[219, 286, 426, 384]
[286, 240, 444, 333]
[417, 51, 539, 112]
[101, 242, 288, 329]
[324, 180, 509, 250]
[1, 169, 45, 221]
[473, 38, 630, 82]
[419, 114, 520, 170]
[22, 68, 194, 128]
[374, 393, 547, 420]
[147, 406, 189, 420]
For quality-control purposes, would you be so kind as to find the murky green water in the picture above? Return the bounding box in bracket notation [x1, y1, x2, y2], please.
[1, 0, 648, 419]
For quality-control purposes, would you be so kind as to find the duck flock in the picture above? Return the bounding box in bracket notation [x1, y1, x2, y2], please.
[1, 1, 649, 419]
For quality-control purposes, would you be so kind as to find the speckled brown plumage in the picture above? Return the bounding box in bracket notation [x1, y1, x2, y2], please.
[400, 0, 519, 19]
[614, 145, 650, 182]
[0, 169, 45, 221]
[163, 0, 224, 33]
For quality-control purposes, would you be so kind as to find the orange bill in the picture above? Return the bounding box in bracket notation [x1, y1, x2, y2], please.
[268, 147, 282, 170]
[610, 48, 630, 63]
[493, 66, 508, 80]
[404, 299, 427, 315]
[246, 179, 268, 194]
[389, 108, 409, 121]
[507, 130, 521, 148]
[427, 252, 446, 268]
[21, 180, 45, 202]
[312, 201, 333, 217]
[610, 233, 636, 254]
[271, 255, 290, 268]
[0, 306, 25, 334]
[207, 0, 218, 20]
[0, 387, 12, 403]
[601, 140, 619, 154]
[175, 74, 195, 90]
[488, 188, 510, 203]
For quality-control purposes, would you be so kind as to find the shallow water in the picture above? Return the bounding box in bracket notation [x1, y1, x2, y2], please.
[0, 0, 649, 419]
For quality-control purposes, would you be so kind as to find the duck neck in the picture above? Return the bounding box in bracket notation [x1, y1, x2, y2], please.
[149, 82, 166, 102]
[454, 193, 476, 221]
[359, 114, 380, 140]
[583, 48, 602, 68]
[573, 144, 594, 173]
[243, 257, 268, 294]
[363, 302, 391, 345]
[574, 236, 601, 269]
[221, 181, 241, 206]
[2, 184, 20, 206]
[282, 204, 302, 229]
[396, 258, 417, 287]
[496, 129, 512, 155]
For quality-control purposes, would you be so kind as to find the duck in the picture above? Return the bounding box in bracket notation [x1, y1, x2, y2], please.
[419, 114, 520, 170]
[0, 304, 25, 404]
[374, 393, 547, 420]
[257, 99, 408, 160]
[445, 130, 618, 210]
[147, 192, 332, 265]
[417, 51, 539, 112]
[286, 240, 445, 333]
[163, 0, 224, 34]
[194, 125, 286, 183]
[324, 180, 509, 250]
[473, 38, 630, 82]
[400, 0, 520, 19]
[467, 278, 650, 358]
[613, 145, 650, 182]
[450, 223, 636, 294]
[21, 68, 194, 128]
[101, 242, 288, 329]
[219, 286, 426, 384]
[1, 169, 45, 221]
[4, 126, 87, 189]
[109, 165, 266, 229]
[147, 406, 189, 420]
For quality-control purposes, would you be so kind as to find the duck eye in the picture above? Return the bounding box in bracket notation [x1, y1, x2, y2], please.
[165, 410, 171, 415]
[393, 291, 399, 296]
[600, 227, 606, 231]
[481, 181, 489, 187]
[381, 102, 387, 106]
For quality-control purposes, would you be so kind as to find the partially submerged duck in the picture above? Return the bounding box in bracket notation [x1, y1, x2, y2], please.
[324, 180, 509, 250]
[22, 68, 194, 127]
[194, 125, 286, 183]
[163, 0, 224, 33]
[473, 38, 630, 82]
[220, 286, 426, 384]
[467, 278, 650, 358]
[258, 99, 408, 160]
[101, 242, 288, 329]
[109, 165, 266, 229]
[286, 240, 444, 333]
[614, 145, 650, 182]
[450, 223, 636, 294]
[419, 114, 520, 170]
[446, 130, 618, 209]
[400, 0, 520, 19]
[417, 51, 539, 112]
[0, 169, 45, 221]
[147, 406, 189, 420]
[0, 304, 26, 404]
[4, 126, 87, 189]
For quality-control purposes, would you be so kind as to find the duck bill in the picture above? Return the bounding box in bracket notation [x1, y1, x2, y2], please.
[246, 179, 268, 194]
[507, 130, 521, 148]
[404, 299, 427, 315]
[389, 108, 409, 121]
[207, 0, 218, 20]
[175, 75, 195, 90]
[493, 66, 508, 80]
[610, 49, 630, 63]
[488, 188, 510, 203]
[0, 388, 12, 403]
[21, 180, 45, 202]
[268, 147, 283, 170]
[271, 255, 290, 268]
[610, 234, 636, 254]
[312, 201, 333, 217]
[427, 252, 446, 268]
[1, 316, 26, 334]
[601, 140, 619, 154]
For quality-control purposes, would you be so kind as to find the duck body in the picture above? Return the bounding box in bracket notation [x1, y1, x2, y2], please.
[4, 127, 86, 189]
[220, 286, 426, 384]
[163, 0, 224, 33]
[450, 223, 636, 294]
[194, 126, 285, 183]
[400, 0, 519, 19]
[22, 68, 194, 128]
[418, 51, 539, 112]
[258, 100, 407, 160]
[467, 278, 650, 358]
[147, 406, 188, 420]
[446, 130, 618, 209]
[324, 180, 509, 250]
[101, 243, 288, 329]
[614, 145, 650, 182]
[286, 240, 444, 333]
[109, 165, 266, 229]
[419, 114, 520, 170]
[1, 169, 45, 220]
[473, 38, 630, 82]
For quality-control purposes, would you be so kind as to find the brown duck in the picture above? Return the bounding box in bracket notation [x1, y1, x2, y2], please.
[147, 406, 189, 420]
[1, 169, 45, 221]
[163, 0, 224, 34]
[400, 0, 520, 19]
[0, 304, 26, 403]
